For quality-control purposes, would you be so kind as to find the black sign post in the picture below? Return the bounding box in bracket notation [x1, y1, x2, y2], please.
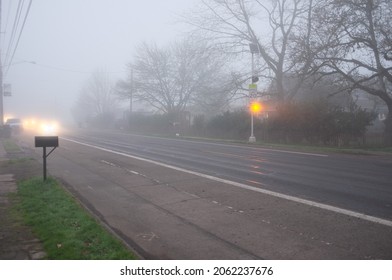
[35, 136, 59, 181]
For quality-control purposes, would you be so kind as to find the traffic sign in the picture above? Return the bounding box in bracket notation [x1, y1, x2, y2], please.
[249, 84, 257, 90]
[3, 84, 11, 96]
[249, 84, 257, 98]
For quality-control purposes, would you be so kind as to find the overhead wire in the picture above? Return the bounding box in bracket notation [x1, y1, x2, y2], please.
[1, 1, 125, 77]
[33, 62, 128, 75]
[4, 0, 32, 77]
[2, 0, 12, 43]
[3, 0, 24, 67]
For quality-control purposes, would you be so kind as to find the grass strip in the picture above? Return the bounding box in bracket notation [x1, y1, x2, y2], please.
[115, 129, 392, 155]
[17, 177, 137, 260]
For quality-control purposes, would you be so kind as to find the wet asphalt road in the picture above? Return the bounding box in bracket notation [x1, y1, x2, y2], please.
[64, 130, 392, 221]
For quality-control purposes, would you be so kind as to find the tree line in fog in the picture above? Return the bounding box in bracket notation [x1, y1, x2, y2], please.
[73, 0, 391, 146]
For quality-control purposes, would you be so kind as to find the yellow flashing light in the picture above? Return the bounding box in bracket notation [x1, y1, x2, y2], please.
[250, 101, 262, 114]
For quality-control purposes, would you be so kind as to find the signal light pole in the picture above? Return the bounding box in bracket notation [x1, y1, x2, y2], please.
[0, 0, 4, 126]
[249, 42, 260, 143]
[249, 101, 262, 143]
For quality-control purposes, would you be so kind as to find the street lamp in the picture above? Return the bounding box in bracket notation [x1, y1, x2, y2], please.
[249, 42, 259, 143]
[249, 43, 259, 84]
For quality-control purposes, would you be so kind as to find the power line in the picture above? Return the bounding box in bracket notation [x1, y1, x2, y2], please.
[33, 62, 127, 75]
[2, 0, 12, 40]
[3, 0, 23, 67]
[4, 0, 32, 78]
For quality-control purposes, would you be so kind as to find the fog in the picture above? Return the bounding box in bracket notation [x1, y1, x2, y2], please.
[2, 0, 391, 146]
[1, 0, 196, 125]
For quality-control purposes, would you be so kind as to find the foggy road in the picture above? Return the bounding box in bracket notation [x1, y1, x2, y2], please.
[63, 129, 392, 222]
[2, 0, 391, 263]
[26, 129, 392, 259]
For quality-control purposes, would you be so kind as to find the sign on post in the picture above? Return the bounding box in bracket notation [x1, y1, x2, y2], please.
[249, 83, 258, 99]
[35, 136, 59, 181]
[3, 84, 12, 97]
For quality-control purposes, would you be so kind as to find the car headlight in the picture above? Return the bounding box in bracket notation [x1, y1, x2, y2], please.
[40, 122, 59, 135]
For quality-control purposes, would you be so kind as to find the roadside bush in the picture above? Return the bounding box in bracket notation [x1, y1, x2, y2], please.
[267, 100, 376, 146]
[89, 112, 116, 129]
[121, 101, 375, 147]
[191, 115, 207, 137]
[205, 110, 262, 140]
[129, 113, 175, 135]
[330, 104, 377, 146]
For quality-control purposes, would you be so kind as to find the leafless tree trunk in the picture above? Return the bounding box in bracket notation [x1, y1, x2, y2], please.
[187, 0, 316, 103]
[125, 39, 238, 117]
[313, 0, 392, 145]
[73, 70, 118, 125]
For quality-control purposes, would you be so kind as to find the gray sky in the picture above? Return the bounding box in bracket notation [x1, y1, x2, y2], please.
[2, 0, 197, 123]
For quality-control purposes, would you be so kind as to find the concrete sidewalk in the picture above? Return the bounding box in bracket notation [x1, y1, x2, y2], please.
[0, 138, 46, 260]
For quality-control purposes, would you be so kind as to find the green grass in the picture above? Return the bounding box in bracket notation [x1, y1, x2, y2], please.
[253, 141, 392, 155]
[2, 139, 21, 152]
[116, 129, 391, 154]
[17, 177, 137, 260]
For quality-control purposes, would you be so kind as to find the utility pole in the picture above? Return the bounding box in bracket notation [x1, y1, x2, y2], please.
[0, 0, 4, 126]
[248, 42, 259, 143]
[130, 68, 133, 114]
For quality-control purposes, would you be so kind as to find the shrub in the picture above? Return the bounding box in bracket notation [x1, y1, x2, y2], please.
[267, 100, 375, 146]
[205, 110, 261, 140]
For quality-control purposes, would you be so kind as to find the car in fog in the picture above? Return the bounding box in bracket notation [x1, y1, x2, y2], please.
[23, 117, 60, 136]
[39, 121, 59, 135]
[5, 118, 23, 134]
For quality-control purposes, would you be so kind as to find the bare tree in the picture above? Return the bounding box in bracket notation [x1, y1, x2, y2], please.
[115, 70, 134, 114]
[313, 0, 392, 144]
[123, 39, 237, 117]
[187, 0, 316, 102]
[73, 70, 119, 126]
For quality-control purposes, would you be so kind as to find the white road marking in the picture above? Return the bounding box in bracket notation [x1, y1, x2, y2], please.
[181, 191, 200, 199]
[137, 232, 158, 242]
[246, 180, 264, 186]
[61, 137, 392, 227]
[100, 160, 117, 167]
[102, 131, 328, 157]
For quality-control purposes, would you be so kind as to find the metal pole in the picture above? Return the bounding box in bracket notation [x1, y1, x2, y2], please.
[249, 50, 256, 143]
[130, 68, 133, 114]
[251, 113, 254, 138]
[0, 0, 4, 126]
[251, 52, 255, 81]
[0, 58, 3, 126]
[43, 147, 47, 181]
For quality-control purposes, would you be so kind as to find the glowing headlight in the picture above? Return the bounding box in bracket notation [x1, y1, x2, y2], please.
[40, 122, 59, 135]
